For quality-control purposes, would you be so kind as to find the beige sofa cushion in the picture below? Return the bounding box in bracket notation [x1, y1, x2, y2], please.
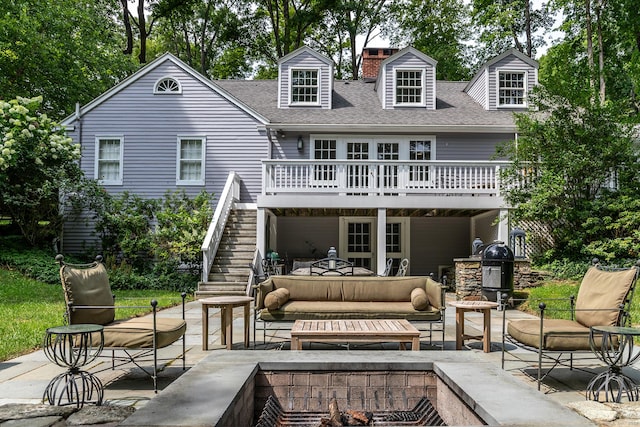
[425, 277, 443, 309]
[265, 288, 290, 310]
[60, 262, 115, 325]
[508, 319, 592, 351]
[260, 301, 441, 321]
[575, 266, 637, 327]
[101, 317, 187, 349]
[411, 288, 429, 310]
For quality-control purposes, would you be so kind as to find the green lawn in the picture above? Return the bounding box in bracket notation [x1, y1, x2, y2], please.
[0, 268, 190, 362]
[523, 278, 640, 325]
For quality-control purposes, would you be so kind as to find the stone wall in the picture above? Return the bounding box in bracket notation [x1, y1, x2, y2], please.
[454, 258, 544, 300]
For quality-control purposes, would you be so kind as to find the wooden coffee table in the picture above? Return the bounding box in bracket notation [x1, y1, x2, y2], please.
[290, 319, 420, 351]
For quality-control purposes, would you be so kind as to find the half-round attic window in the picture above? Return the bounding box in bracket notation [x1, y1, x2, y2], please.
[154, 77, 182, 94]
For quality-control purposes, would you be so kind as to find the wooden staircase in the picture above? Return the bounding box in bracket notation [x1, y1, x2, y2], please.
[195, 209, 256, 297]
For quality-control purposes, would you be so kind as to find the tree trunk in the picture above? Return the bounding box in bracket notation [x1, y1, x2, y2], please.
[120, 0, 133, 55]
[585, 0, 596, 99]
[525, 0, 532, 57]
[595, 0, 606, 104]
[137, 0, 147, 63]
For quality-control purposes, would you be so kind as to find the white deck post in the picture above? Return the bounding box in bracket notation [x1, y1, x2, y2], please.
[497, 209, 510, 243]
[376, 208, 386, 275]
[256, 208, 267, 261]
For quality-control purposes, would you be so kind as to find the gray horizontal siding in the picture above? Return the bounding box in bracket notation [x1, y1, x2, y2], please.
[436, 133, 513, 161]
[63, 59, 267, 253]
[465, 69, 488, 108]
[383, 52, 436, 110]
[279, 51, 332, 109]
[488, 56, 536, 110]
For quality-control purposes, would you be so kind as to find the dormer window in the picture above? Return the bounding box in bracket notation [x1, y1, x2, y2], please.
[394, 69, 424, 106]
[154, 77, 182, 94]
[498, 71, 526, 107]
[290, 69, 319, 105]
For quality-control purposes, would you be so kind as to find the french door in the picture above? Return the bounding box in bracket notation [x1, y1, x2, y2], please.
[339, 217, 409, 273]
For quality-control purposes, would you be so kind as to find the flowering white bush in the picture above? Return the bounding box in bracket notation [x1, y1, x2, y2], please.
[0, 96, 80, 171]
[0, 96, 83, 244]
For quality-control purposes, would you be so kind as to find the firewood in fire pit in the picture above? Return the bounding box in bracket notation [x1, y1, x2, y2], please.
[344, 409, 373, 425]
[329, 397, 342, 426]
[315, 398, 374, 426]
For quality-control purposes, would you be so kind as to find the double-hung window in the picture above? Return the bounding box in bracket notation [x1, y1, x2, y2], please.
[177, 137, 205, 185]
[394, 69, 424, 106]
[291, 69, 319, 105]
[498, 71, 526, 107]
[95, 137, 123, 185]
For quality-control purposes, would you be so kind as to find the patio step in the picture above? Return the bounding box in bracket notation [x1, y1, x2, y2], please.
[195, 281, 247, 297]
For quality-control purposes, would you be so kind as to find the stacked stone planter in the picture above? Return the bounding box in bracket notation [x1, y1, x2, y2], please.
[453, 258, 544, 300]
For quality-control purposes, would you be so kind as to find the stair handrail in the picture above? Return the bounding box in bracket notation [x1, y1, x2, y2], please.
[201, 171, 241, 282]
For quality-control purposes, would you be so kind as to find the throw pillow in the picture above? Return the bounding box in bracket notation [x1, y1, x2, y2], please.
[264, 288, 290, 310]
[411, 287, 429, 311]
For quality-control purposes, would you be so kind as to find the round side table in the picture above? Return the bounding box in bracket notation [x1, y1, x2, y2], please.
[587, 325, 640, 402]
[42, 324, 105, 407]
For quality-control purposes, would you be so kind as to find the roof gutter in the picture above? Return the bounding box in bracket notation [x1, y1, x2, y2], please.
[264, 123, 517, 134]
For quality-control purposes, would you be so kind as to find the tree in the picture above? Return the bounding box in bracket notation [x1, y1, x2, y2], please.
[312, 0, 387, 80]
[256, 0, 337, 61]
[153, 0, 254, 78]
[498, 86, 640, 260]
[0, 0, 137, 119]
[0, 96, 83, 245]
[471, 0, 552, 61]
[385, 0, 472, 80]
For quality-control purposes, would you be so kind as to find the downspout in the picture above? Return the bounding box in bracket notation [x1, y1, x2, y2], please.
[59, 102, 83, 253]
[75, 102, 83, 169]
[265, 126, 274, 159]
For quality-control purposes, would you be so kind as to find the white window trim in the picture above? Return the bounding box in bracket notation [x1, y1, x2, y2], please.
[309, 135, 436, 160]
[496, 69, 528, 108]
[289, 67, 321, 106]
[392, 67, 426, 107]
[154, 76, 182, 94]
[95, 136, 124, 185]
[176, 136, 206, 186]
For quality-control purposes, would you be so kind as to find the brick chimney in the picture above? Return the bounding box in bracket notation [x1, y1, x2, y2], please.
[361, 47, 399, 82]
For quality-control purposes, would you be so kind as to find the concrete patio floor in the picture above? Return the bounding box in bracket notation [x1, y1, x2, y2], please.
[1, 293, 640, 425]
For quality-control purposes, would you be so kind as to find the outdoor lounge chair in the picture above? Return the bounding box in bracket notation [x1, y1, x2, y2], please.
[501, 259, 639, 390]
[56, 255, 187, 393]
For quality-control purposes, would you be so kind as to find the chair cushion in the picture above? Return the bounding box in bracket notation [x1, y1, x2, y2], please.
[575, 266, 637, 327]
[508, 318, 592, 351]
[60, 262, 115, 325]
[265, 288, 290, 310]
[102, 317, 187, 349]
[411, 288, 429, 310]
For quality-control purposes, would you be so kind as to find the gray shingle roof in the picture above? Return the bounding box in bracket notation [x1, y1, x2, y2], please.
[215, 79, 517, 129]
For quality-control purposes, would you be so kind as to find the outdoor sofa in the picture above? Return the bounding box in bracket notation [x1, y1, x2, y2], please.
[254, 275, 446, 348]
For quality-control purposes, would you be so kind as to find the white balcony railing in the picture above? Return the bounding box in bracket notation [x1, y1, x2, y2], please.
[263, 160, 511, 196]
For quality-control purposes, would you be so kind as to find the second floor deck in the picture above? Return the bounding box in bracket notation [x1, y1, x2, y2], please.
[259, 160, 513, 210]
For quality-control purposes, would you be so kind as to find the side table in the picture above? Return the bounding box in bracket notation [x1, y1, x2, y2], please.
[42, 324, 104, 407]
[587, 325, 640, 402]
[200, 296, 253, 350]
[449, 300, 499, 353]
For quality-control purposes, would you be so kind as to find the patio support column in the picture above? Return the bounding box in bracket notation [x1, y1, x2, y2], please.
[256, 207, 266, 260]
[376, 208, 386, 275]
[497, 209, 510, 244]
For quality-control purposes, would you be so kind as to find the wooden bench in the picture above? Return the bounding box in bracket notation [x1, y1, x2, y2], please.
[290, 319, 420, 351]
